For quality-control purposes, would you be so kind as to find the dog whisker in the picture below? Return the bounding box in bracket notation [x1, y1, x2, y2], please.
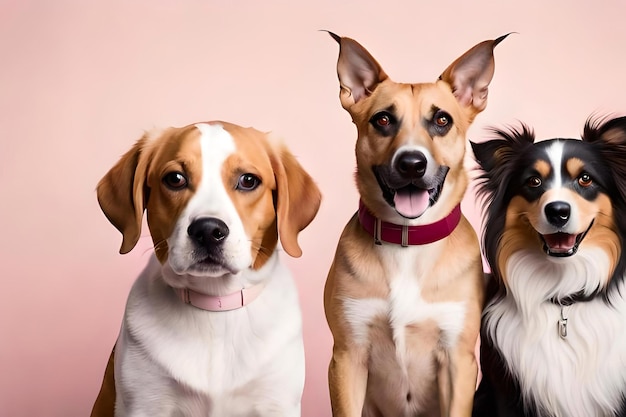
[249, 241, 274, 258]
[94, 119, 320, 414]
[149, 239, 168, 256]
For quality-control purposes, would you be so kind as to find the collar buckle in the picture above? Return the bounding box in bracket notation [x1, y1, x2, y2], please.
[358, 200, 462, 246]
[401, 224, 409, 247]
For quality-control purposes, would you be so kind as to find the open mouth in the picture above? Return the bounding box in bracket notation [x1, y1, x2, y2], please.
[540, 220, 594, 257]
[392, 184, 441, 218]
[373, 166, 448, 219]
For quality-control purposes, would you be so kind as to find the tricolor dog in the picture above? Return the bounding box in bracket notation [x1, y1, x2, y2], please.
[472, 116, 626, 417]
[91, 121, 321, 416]
[323, 33, 506, 416]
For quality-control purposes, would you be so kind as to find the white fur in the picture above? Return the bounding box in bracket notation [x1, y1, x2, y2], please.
[484, 247, 626, 417]
[546, 141, 564, 189]
[343, 244, 467, 376]
[342, 297, 387, 347]
[114, 124, 304, 417]
[166, 123, 251, 281]
[535, 190, 583, 235]
[385, 246, 467, 355]
[532, 141, 584, 235]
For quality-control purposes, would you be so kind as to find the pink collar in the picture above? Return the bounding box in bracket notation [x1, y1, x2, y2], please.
[358, 200, 462, 246]
[174, 282, 265, 311]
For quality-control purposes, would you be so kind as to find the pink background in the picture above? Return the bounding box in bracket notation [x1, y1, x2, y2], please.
[1, 1, 625, 416]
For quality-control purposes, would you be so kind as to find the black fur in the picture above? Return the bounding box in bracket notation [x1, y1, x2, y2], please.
[471, 116, 626, 417]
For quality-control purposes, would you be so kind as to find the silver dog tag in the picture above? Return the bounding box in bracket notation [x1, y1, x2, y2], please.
[558, 306, 569, 339]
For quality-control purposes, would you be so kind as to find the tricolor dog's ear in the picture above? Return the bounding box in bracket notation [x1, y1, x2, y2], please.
[583, 115, 626, 148]
[328, 31, 389, 108]
[267, 139, 322, 258]
[439, 33, 511, 119]
[97, 135, 152, 254]
[471, 124, 535, 200]
[583, 115, 626, 201]
[471, 124, 533, 173]
[472, 124, 535, 172]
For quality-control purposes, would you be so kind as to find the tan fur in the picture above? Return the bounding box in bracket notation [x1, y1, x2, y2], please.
[566, 158, 585, 175]
[499, 191, 620, 288]
[534, 160, 552, 179]
[324, 34, 505, 416]
[91, 121, 321, 417]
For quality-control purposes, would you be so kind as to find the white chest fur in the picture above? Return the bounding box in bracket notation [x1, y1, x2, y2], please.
[116, 254, 304, 416]
[485, 249, 626, 417]
[342, 244, 467, 356]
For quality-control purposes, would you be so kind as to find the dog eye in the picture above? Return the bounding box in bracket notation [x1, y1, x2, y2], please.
[376, 114, 391, 126]
[370, 112, 396, 128]
[434, 111, 452, 127]
[578, 173, 593, 187]
[526, 176, 542, 188]
[237, 173, 260, 191]
[163, 172, 188, 190]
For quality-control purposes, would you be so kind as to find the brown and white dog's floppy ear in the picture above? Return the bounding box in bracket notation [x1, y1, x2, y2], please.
[328, 31, 389, 108]
[97, 135, 151, 254]
[267, 138, 321, 258]
[439, 33, 511, 119]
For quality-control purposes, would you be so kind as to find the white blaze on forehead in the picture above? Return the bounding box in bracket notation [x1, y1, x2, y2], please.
[545, 141, 564, 188]
[166, 122, 252, 275]
[536, 141, 583, 234]
[195, 123, 236, 171]
[191, 123, 237, 215]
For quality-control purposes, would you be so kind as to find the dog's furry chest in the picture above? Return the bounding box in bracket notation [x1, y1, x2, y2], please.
[116, 256, 304, 415]
[485, 251, 626, 417]
[342, 244, 468, 410]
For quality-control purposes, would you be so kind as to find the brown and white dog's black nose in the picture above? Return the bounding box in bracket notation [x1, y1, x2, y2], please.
[545, 201, 571, 228]
[187, 217, 230, 248]
[394, 150, 427, 179]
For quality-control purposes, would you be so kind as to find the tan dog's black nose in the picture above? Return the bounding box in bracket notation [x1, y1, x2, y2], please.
[395, 150, 427, 179]
[188, 218, 230, 247]
[545, 201, 571, 228]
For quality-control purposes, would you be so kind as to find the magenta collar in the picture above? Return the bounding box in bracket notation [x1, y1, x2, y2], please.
[358, 200, 462, 246]
[174, 282, 265, 311]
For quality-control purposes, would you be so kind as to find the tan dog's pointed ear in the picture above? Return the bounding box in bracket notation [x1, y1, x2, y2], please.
[327, 31, 389, 108]
[439, 33, 511, 117]
[268, 139, 321, 258]
[97, 135, 151, 254]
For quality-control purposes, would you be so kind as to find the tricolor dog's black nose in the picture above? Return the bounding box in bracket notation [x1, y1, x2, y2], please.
[545, 201, 571, 228]
[395, 150, 427, 179]
[188, 217, 229, 247]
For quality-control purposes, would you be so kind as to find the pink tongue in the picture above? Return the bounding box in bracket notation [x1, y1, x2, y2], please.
[394, 188, 430, 218]
[543, 233, 577, 252]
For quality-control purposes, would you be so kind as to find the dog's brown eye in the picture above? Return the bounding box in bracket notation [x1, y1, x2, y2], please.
[578, 173, 593, 187]
[237, 173, 260, 191]
[163, 172, 188, 190]
[435, 114, 449, 127]
[433, 110, 452, 128]
[370, 111, 396, 129]
[375, 114, 391, 126]
[527, 176, 542, 188]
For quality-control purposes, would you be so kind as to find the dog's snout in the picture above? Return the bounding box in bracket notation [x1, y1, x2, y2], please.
[545, 202, 571, 228]
[395, 151, 427, 179]
[188, 217, 230, 247]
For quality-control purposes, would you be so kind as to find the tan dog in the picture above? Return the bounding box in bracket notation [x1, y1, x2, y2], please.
[323, 33, 507, 417]
[91, 121, 320, 416]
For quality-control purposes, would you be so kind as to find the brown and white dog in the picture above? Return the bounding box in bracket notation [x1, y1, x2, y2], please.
[91, 121, 321, 416]
[323, 33, 506, 416]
